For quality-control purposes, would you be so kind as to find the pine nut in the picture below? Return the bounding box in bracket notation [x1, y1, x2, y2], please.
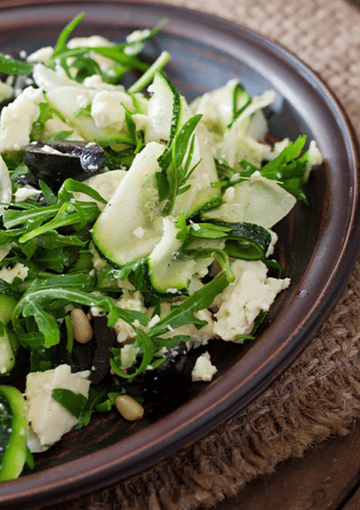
[71, 309, 93, 344]
[115, 395, 144, 421]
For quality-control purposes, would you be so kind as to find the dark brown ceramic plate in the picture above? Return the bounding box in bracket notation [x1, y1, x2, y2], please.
[0, 1, 359, 508]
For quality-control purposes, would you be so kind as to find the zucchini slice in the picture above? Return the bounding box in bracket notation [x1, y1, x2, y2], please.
[147, 216, 212, 295]
[91, 142, 165, 267]
[208, 220, 271, 260]
[202, 176, 296, 229]
[0, 385, 28, 481]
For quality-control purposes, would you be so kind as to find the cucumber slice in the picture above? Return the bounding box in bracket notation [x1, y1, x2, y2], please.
[202, 176, 296, 229]
[205, 220, 272, 260]
[172, 122, 221, 218]
[148, 216, 212, 295]
[45, 86, 134, 146]
[146, 72, 221, 217]
[0, 385, 28, 481]
[191, 79, 251, 134]
[91, 142, 165, 266]
[145, 71, 182, 144]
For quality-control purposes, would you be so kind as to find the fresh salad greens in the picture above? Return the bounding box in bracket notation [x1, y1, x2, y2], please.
[0, 14, 323, 480]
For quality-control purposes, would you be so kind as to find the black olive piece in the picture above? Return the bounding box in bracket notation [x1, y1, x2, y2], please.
[22, 140, 104, 191]
[56, 319, 96, 373]
[89, 316, 117, 385]
[121, 343, 193, 403]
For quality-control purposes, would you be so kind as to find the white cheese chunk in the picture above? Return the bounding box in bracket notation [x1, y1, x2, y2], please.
[192, 352, 217, 382]
[0, 80, 14, 103]
[91, 90, 130, 129]
[14, 186, 42, 202]
[0, 262, 28, 283]
[120, 344, 139, 370]
[0, 86, 44, 152]
[213, 259, 290, 341]
[67, 36, 115, 70]
[27, 46, 54, 64]
[25, 364, 90, 447]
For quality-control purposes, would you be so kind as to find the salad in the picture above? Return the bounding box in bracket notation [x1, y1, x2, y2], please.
[0, 13, 322, 480]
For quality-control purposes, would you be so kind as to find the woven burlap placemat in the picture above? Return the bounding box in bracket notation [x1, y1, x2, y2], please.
[46, 0, 360, 508]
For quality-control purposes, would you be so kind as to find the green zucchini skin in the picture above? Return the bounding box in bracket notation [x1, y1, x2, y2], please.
[206, 220, 272, 260]
[0, 385, 28, 481]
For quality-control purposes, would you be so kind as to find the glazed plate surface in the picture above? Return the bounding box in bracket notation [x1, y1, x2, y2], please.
[0, 1, 359, 507]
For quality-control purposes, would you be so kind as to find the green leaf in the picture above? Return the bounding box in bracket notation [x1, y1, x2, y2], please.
[46, 130, 74, 142]
[78, 386, 108, 427]
[52, 388, 88, 420]
[13, 275, 148, 349]
[0, 53, 33, 75]
[39, 180, 58, 205]
[128, 51, 171, 94]
[239, 135, 309, 203]
[110, 328, 154, 380]
[63, 179, 107, 205]
[74, 104, 92, 118]
[150, 272, 229, 336]
[50, 12, 86, 61]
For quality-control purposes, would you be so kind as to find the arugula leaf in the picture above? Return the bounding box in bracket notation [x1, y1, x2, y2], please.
[50, 12, 85, 62]
[110, 328, 154, 380]
[52, 388, 87, 419]
[0, 53, 33, 75]
[240, 135, 310, 203]
[12, 274, 149, 349]
[150, 272, 229, 336]
[31, 101, 55, 140]
[46, 130, 74, 142]
[159, 113, 203, 215]
[128, 51, 171, 93]
[74, 104, 92, 119]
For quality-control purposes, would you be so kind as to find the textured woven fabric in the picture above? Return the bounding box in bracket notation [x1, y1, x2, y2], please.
[48, 0, 360, 508]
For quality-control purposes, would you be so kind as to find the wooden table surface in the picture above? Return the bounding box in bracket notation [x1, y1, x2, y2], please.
[211, 421, 360, 510]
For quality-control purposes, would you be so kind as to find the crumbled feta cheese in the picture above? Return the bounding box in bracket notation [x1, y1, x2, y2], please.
[0, 262, 28, 283]
[27, 46, 54, 64]
[133, 226, 145, 239]
[25, 364, 90, 447]
[131, 113, 149, 131]
[213, 259, 290, 341]
[14, 186, 42, 202]
[306, 140, 323, 178]
[265, 230, 278, 257]
[147, 314, 161, 328]
[82, 74, 125, 92]
[162, 306, 214, 348]
[67, 35, 116, 70]
[76, 93, 91, 109]
[223, 186, 235, 201]
[192, 352, 217, 382]
[0, 86, 44, 152]
[120, 344, 139, 370]
[114, 290, 146, 343]
[126, 29, 151, 43]
[27, 427, 50, 453]
[166, 288, 180, 294]
[91, 90, 128, 129]
[0, 80, 13, 103]
[191, 222, 201, 232]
